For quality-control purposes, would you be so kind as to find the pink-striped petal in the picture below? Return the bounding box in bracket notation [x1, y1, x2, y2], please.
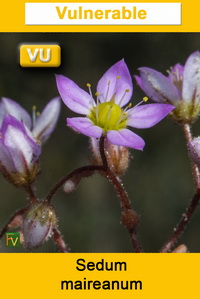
[0, 97, 32, 128]
[0, 139, 15, 172]
[168, 63, 184, 83]
[32, 97, 61, 143]
[107, 129, 145, 150]
[97, 60, 133, 107]
[138, 67, 180, 104]
[127, 103, 174, 129]
[56, 75, 95, 115]
[2, 116, 41, 174]
[134, 75, 143, 89]
[182, 51, 200, 103]
[67, 117, 103, 138]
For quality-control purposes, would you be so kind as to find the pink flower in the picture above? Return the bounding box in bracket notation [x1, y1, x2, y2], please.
[0, 97, 61, 186]
[56, 60, 174, 150]
[135, 51, 200, 123]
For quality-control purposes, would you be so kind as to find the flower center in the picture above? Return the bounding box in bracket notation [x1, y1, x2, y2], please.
[89, 100, 127, 131]
[168, 65, 183, 94]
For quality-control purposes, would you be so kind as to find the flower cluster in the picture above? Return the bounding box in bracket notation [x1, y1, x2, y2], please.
[4, 54, 200, 253]
[56, 60, 174, 150]
[0, 97, 61, 186]
[135, 51, 200, 123]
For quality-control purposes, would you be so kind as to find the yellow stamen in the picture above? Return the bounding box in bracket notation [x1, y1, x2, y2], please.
[105, 81, 111, 101]
[122, 103, 132, 115]
[91, 101, 124, 131]
[86, 83, 93, 99]
[118, 89, 130, 107]
[143, 96, 149, 102]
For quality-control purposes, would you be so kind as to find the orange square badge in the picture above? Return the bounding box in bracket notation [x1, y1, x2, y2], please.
[20, 44, 61, 67]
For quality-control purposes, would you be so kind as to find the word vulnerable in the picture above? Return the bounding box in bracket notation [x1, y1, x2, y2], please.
[56, 6, 147, 20]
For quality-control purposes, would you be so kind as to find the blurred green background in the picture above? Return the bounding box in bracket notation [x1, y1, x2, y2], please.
[0, 33, 200, 252]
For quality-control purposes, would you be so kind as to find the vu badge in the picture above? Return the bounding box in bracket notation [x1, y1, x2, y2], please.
[20, 44, 61, 67]
[5, 232, 20, 247]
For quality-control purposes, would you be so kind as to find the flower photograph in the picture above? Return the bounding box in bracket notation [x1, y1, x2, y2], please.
[0, 33, 200, 253]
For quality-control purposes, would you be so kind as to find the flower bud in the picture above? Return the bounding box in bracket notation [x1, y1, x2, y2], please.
[63, 179, 78, 193]
[172, 244, 188, 253]
[136, 52, 200, 124]
[188, 137, 200, 166]
[22, 202, 57, 250]
[90, 137, 130, 176]
[0, 115, 41, 187]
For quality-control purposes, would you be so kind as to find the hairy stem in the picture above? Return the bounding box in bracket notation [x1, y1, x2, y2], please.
[160, 189, 200, 252]
[99, 135, 108, 168]
[183, 123, 200, 189]
[160, 123, 200, 252]
[46, 137, 142, 252]
[99, 138, 142, 253]
[52, 227, 70, 253]
[24, 185, 37, 204]
[46, 165, 104, 202]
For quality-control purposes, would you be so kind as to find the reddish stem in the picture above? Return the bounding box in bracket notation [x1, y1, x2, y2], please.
[24, 185, 37, 204]
[160, 123, 200, 252]
[183, 123, 200, 189]
[46, 165, 104, 203]
[52, 227, 70, 253]
[99, 138, 142, 253]
[160, 189, 200, 252]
